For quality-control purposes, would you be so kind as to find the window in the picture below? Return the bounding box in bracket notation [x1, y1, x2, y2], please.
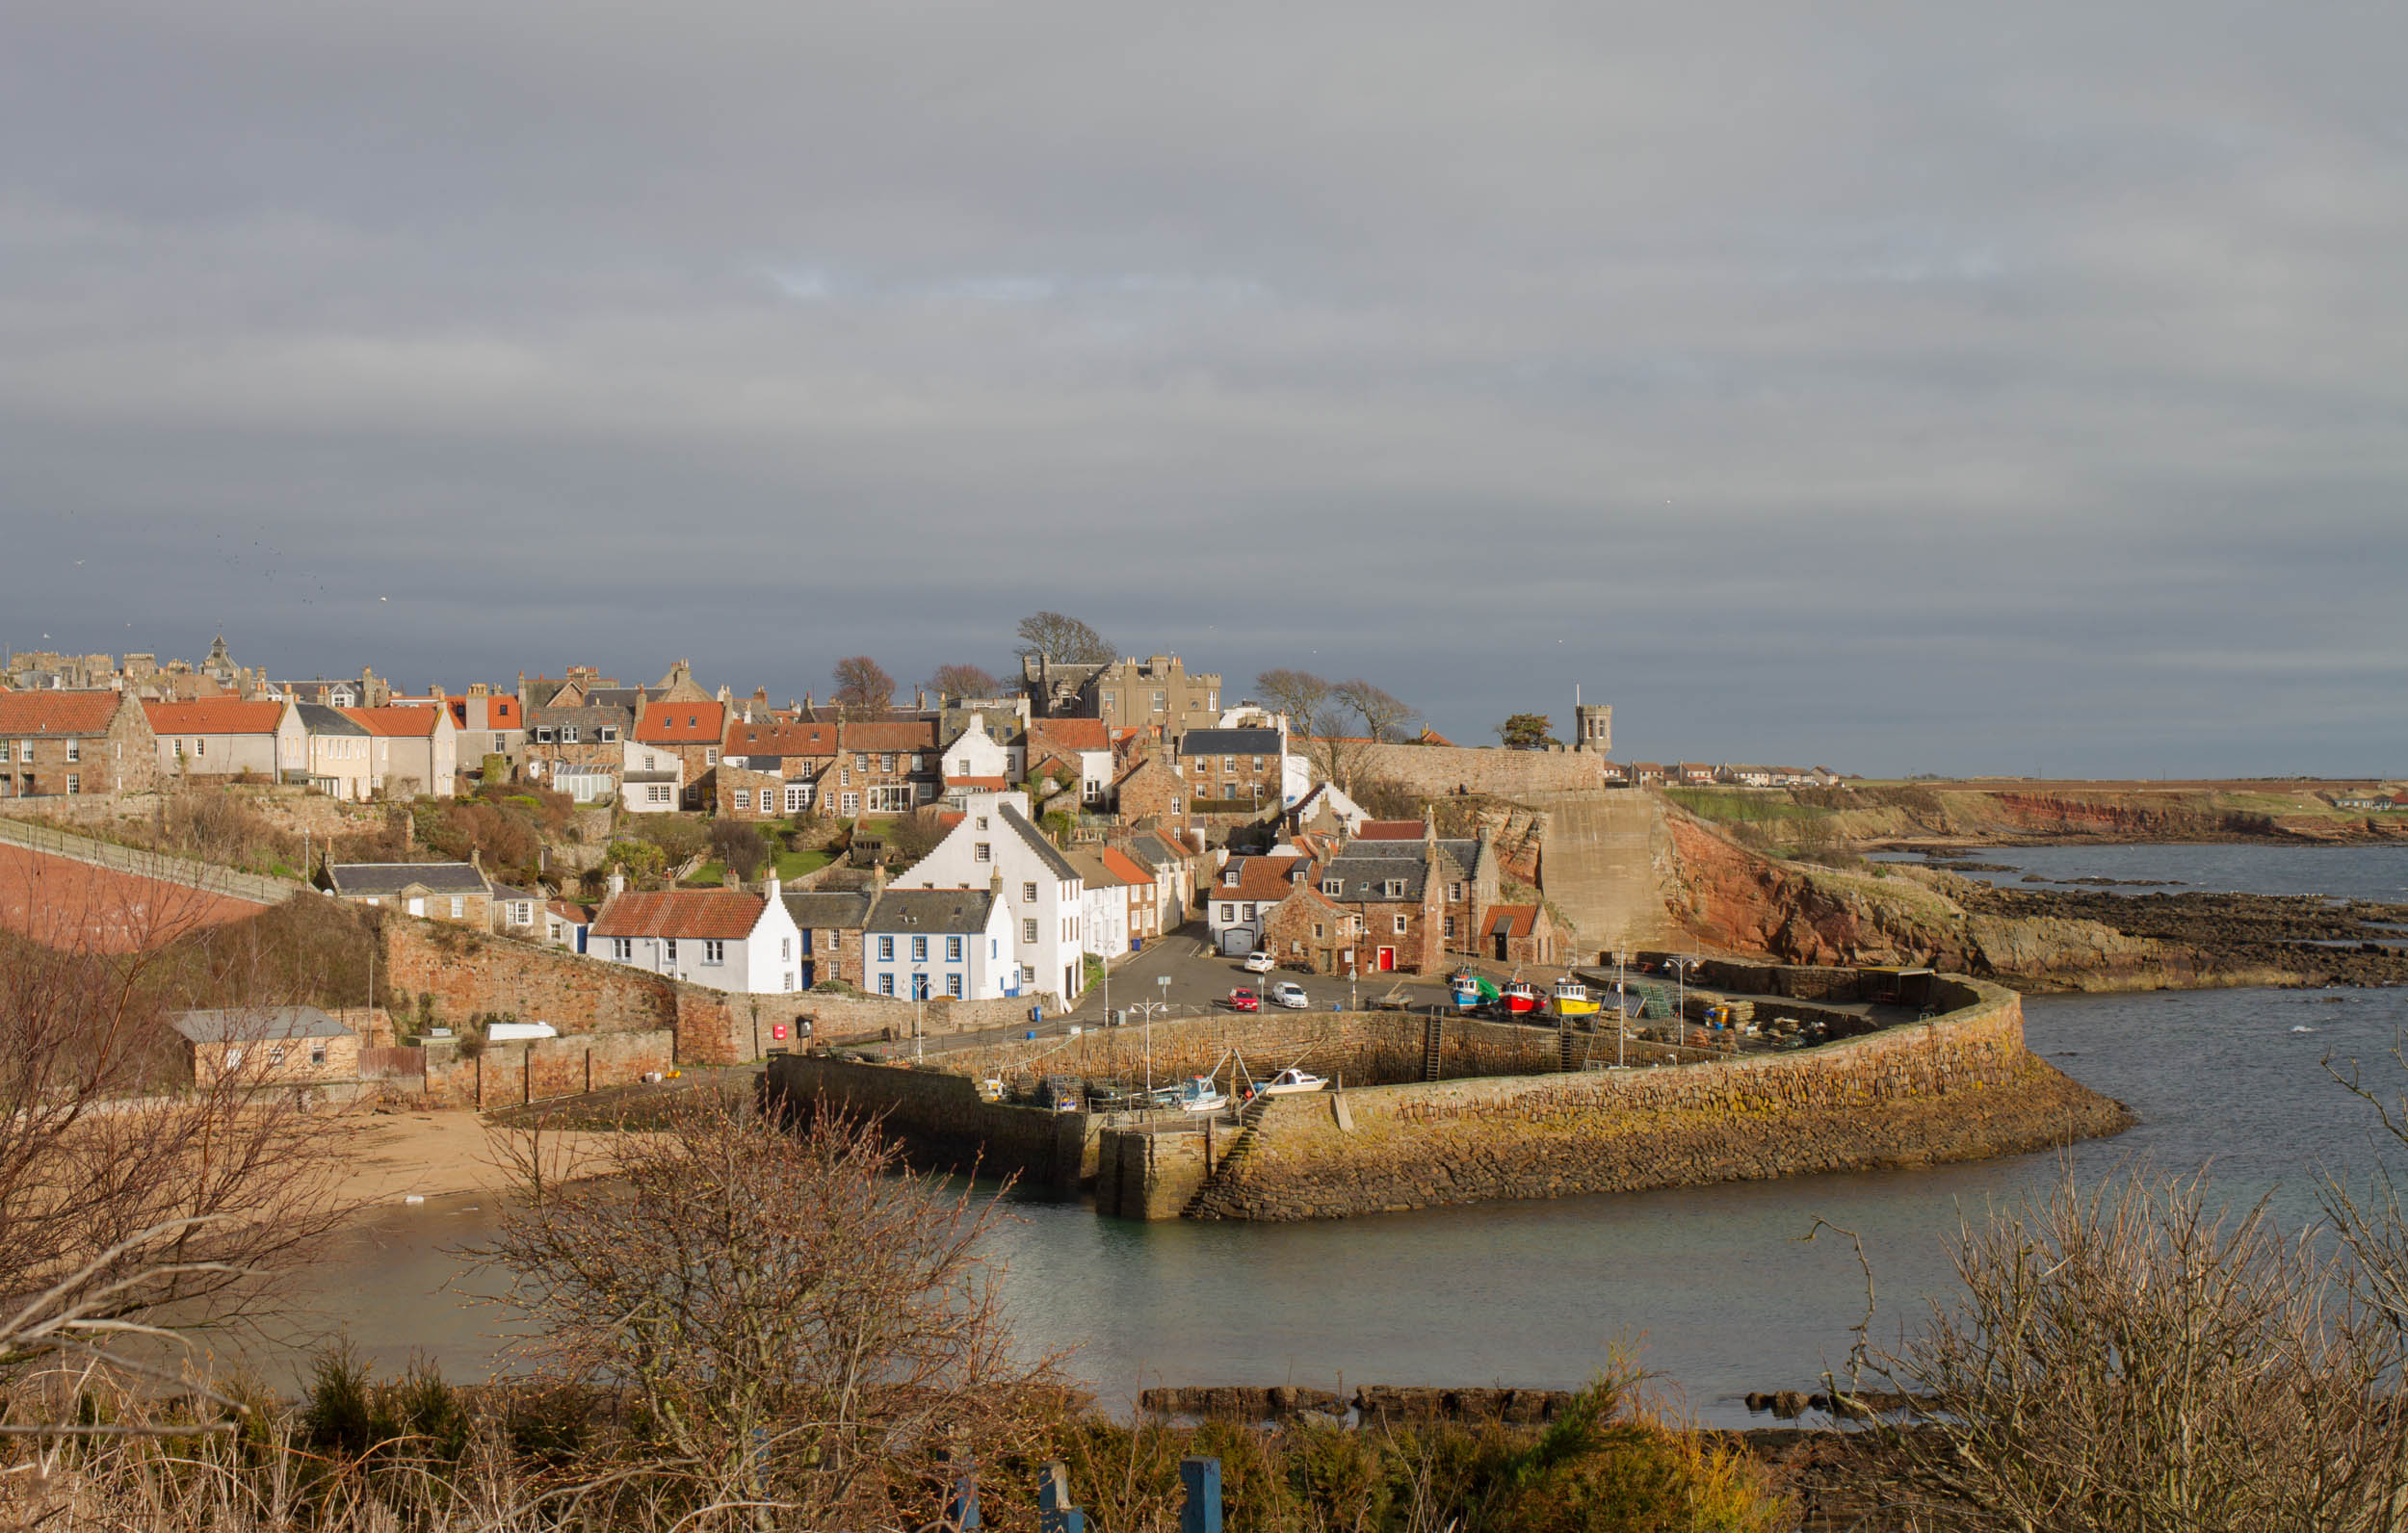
[911, 935, 928, 962]
[780, 937, 791, 959]
[449, 896, 464, 919]
[611, 938, 633, 960]
[648, 784, 670, 804]
[976, 816, 988, 830]
[975, 842, 991, 862]
[666, 939, 678, 962]
[1100, 689, 1115, 711]
[1151, 690, 1165, 712]
[703, 939, 725, 964]
[909, 753, 924, 771]
[705, 747, 719, 766]
[269, 1045, 286, 1067]
[1219, 903, 1235, 922]
[310, 1044, 327, 1066]
[1444, 916, 1457, 937]
[65, 741, 80, 762]
[1022, 919, 1038, 944]
[1394, 915, 1408, 934]
[854, 753, 868, 770]
[191, 739, 202, 758]
[1384, 879, 1406, 898]
[1449, 882, 1463, 902]
[598, 727, 617, 742]
[878, 936, 896, 961]
[1022, 882, 1037, 902]
[65, 773, 79, 794]
[786, 784, 811, 812]
[643, 753, 657, 769]
[1222, 755, 1235, 771]
[1252, 755, 1264, 770]
[957, 758, 970, 774]
[1243, 903, 1256, 921]
[733, 789, 750, 811]
[1322, 879, 1343, 896]
[783, 972, 794, 990]
[946, 973, 963, 999]
[536, 727, 556, 743]
[947, 936, 963, 961]
[510, 902, 531, 924]
[879, 973, 895, 997]
[1314, 922, 1325, 939]
[880, 753, 896, 772]
[561, 726, 581, 743]
[1223, 870, 1240, 887]
[827, 931, 841, 950]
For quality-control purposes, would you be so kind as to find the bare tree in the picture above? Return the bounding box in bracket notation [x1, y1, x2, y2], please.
[478, 1103, 1064, 1530]
[830, 656, 895, 715]
[708, 819, 769, 881]
[1014, 611, 1114, 665]
[1863, 1166, 2408, 1532]
[1252, 668, 1331, 729]
[883, 807, 952, 865]
[1334, 677, 1414, 743]
[926, 663, 1000, 701]
[0, 859, 355, 1419]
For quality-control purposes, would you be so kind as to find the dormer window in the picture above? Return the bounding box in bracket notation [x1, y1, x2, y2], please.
[1224, 870, 1240, 886]
[1384, 879, 1406, 898]
[561, 727, 579, 744]
[1322, 879, 1343, 896]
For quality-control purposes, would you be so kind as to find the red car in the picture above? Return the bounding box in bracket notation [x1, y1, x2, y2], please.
[1226, 988, 1261, 1013]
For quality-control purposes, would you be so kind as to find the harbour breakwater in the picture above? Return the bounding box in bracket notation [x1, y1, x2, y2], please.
[764, 966, 2131, 1222]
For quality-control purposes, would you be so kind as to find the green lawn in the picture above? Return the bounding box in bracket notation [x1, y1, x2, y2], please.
[681, 847, 831, 887]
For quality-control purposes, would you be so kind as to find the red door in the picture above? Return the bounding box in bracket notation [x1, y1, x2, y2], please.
[1377, 947, 1396, 971]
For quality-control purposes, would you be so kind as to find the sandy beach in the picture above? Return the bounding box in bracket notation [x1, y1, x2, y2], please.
[327, 1110, 627, 1206]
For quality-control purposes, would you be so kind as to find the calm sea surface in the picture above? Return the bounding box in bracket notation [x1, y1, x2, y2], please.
[265, 845, 2408, 1426]
[1871, 841, 2408, 900]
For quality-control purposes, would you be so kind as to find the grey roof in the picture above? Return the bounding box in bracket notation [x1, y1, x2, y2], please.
[327, 862, 490, 897]
[293, 702, 367, 737]
[999, 802, 1082, 882]
[622, 769, 679, 783]
[783, 890, 873, 930]
[530, 704, 633, 731]
[1177, 728, 1282, 758]
[580, 687, 651, 711]
[1315, 841, 1480, 902]
[864, 888, 998, 935]
[170, 1006, 352, 1044]
[490, 883, 537, 903]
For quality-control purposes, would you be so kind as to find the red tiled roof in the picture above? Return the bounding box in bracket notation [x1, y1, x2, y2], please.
[723, 720, 838, 757]
[1099, 846, 1153, 886]
[1215, 855, 1307, 902]
[1029, 718, 1109, 752]
[344, 706, 441, 738]
[589, 890, 764, 940]
[0, 691, 121, 737]
[840, 720, 937, 752]
[946, 774, 1012, 792]
[1355, 820, 1425, 840]
[1484, 904, 1540, 939]
[636, 700, 727, 743]
[144, 700, 285, 736]
[448, 695, 520, 727]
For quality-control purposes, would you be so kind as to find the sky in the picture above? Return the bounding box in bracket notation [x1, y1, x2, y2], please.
[1, 1, 2402, 777]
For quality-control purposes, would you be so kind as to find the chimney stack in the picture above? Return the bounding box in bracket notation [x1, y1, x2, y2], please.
[607, 867, 626, 898]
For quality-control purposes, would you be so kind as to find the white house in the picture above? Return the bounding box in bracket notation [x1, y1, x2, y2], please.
[621, 736, 686, 815]
[1206, 854, 1307, 956]
[589, 873, 806, 993]
[890, 790, 1086, 1003]
[343, 705, 459, 799]
[938, 713, 1018, 806]
[861, 887, 1020, 1000]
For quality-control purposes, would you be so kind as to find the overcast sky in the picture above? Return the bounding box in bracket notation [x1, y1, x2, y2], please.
[2, 2, 2401, 775]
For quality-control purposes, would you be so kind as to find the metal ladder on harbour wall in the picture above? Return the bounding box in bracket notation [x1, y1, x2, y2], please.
[1422, 1013, 1445, 1080]
[1557, 1016, 1580, 1072]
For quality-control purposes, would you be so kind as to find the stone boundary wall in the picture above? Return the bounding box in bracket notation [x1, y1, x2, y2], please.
[0, 814, 301, 906]
[382, 918, 1060, 1068]
[412, 1029, 676, 1109]
[1198, 977, 2132, 1220]
[762, 1054, 1091, 1188]
[1337, 744, 1603, 800]
[929, 1010, 1579, 1092]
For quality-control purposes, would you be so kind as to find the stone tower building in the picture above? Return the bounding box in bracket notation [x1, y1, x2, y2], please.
[1573, 700, 1611, 754]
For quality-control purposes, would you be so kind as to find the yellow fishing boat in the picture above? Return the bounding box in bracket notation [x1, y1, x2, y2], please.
[1551, 976, 1602, 1017]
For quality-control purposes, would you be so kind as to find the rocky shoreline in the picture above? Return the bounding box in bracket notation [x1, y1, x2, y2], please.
[1952, 884, 2408, 990]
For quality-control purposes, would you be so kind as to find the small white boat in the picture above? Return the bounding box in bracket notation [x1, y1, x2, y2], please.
[1157, 1075, 1230, 1113]
[1258, 1067, 1327, 1096]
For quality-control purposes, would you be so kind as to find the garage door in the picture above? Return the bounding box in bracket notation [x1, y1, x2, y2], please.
[1222, 928, 1254, 954]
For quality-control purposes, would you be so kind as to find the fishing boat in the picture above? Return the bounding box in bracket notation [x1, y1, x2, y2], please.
[1551, 977, 1601, 1018]
[1163, 1075, 1229, 1113]
[1257, 1067, 1327, 1096]
[1449, 971, 1500, 1012]
[1499, 979, 1542, 1016]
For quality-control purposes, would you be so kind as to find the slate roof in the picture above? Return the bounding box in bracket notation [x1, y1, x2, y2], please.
[530, 704, 633, 733]
[143, 700, 285, 736]
[327, 862, 490, 897]
[590, 890, 765, 941]
[782, 890, 874, 931]
[294, 702, 367, 737]
[0, 691, 121, 736]
[170, 1006, 353, 1044]
[1176, 728, 1282, 758]
[582, 687, 653, 712]
[1312, 840, 1479, 902]
[999, 802, 1081, 882]
[864, 888, 999, 935]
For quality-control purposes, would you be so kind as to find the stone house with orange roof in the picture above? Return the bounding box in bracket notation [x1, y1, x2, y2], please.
[342, 705, 458, 799]
[143, 699, 292, 783]
[831, 718, 940, 818]
[635, 699, 727, 808]
[0, 690, 159, 799]
[720, 716, 839, 819]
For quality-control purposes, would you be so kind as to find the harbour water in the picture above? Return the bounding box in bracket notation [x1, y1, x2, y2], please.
[1871, 841, 2408, 900]
[275, 846, 2408, 1426]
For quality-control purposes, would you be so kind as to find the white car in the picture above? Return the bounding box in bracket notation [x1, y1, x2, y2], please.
[1270, 981, 1310, 1010]
[1242, 949, 1276, 974]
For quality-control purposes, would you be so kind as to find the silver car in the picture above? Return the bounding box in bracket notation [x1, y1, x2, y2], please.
[1270, 981, 1310, 1010]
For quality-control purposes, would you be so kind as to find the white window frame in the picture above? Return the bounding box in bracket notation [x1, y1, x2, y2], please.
[611, 937, 633, 960]
[703, 939, 725, 964]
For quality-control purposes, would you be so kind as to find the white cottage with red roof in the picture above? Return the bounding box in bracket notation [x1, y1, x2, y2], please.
[342, 705, 458, 799]
[589, 872, 804, 993]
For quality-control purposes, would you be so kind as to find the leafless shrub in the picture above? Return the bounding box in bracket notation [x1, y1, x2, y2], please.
[474, 1102, 1066, 1531]
[1864, 1166, 2408, 1532]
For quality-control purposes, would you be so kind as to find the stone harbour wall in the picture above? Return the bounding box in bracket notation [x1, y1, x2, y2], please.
[761, 1053, 1094, 1189]
[415, 1028, 676, 1110]
[1194, 978, 2133, 1220]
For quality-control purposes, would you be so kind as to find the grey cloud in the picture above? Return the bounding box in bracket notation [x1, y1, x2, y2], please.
[2, 0, 2403, 772]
